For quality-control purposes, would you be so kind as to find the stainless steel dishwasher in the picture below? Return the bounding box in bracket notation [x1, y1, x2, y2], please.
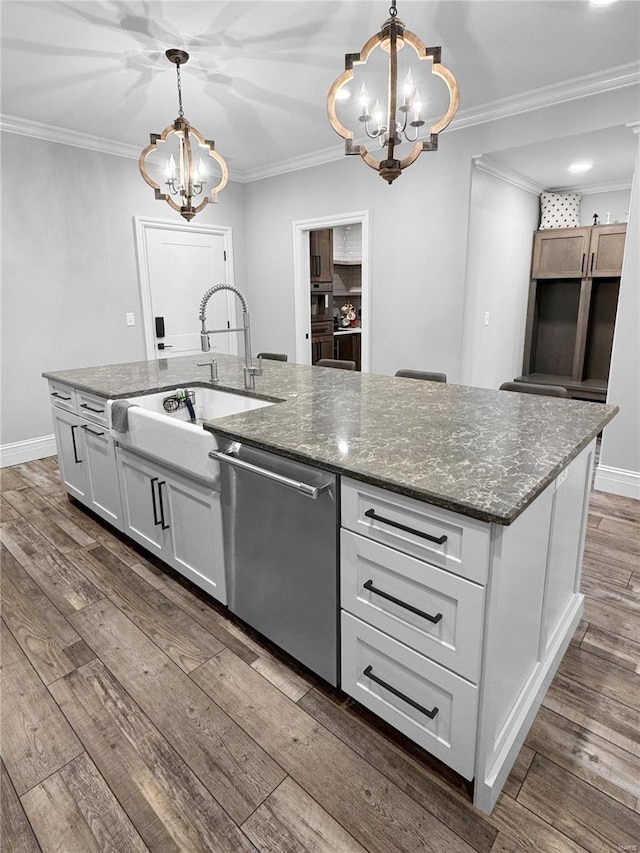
[211, 437, 338, 686]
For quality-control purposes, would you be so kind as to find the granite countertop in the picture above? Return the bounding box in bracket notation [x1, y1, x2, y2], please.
[43, 354, 617, 525]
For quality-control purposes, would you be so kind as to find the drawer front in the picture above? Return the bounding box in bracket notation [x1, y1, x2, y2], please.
[342, 478, 490, 584]
[48, 381, 76, 413]
[341, 530, 484, 682]
[77, 391, 109, 426]
[311, 320, 334, 337]
[341, 612, 477, 779]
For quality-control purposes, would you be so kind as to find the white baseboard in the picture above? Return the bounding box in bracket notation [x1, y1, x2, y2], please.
[0, 435, 57, 468]
[594, 464, 640, 500]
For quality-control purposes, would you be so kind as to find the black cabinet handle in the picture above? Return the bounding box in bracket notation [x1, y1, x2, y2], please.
[581, 252, 586, 277]
[151, 477, 161, 526]
[81, 424, 105, 437]
[590, 252, 595, 275]
[52, 391, 72, 401]
[364, 509, 447, 545]
[70, 424, 81, 464]
[363, 666, 439, 719]
[363, 580, 443, 624]
[80, 403, 104, 414]
[157, 481, 170, 530]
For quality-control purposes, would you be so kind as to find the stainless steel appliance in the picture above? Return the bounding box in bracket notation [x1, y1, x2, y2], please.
[211, 438, 338, 685]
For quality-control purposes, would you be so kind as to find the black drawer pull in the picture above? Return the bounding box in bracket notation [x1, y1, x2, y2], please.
[363, 666, 439, 719]
[81, 425, 105, 437]
[364, 509, 447, 545]
[70, 424, 81, 464]
[80, 403, 105, 414]
[52, 391, 72, 401]
[363, 580, 443, 624]
[151, 477, 161, 526]
[158, 481, 170, 530]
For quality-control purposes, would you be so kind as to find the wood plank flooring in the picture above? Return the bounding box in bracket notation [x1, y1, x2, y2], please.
[1, 458, 639, 852]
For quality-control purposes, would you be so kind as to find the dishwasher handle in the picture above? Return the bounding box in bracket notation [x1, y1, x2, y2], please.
[209, 449, 330, 499]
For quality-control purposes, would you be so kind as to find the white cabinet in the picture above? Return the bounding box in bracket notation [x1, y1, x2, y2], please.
[340, 442, 595, 813]
[51, 407, 86, 501]
[117, 447, 226, 604]
[50, 383, 122, 530]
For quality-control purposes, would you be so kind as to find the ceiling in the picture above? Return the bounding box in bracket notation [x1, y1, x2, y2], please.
[1, 0, 639, 181]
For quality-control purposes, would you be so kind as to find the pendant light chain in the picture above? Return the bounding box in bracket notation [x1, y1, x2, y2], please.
[175, 60, 184, 118]
[389, 1, 397, 18]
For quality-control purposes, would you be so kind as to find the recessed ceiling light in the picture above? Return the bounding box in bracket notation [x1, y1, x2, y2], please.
[590, 0, 618, 7]
[335, 88, 351, 101]
[568, 161, 593, 174]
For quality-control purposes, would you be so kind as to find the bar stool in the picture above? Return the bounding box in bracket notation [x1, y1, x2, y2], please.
[316, 359, 356, 371]
[257, 352, 288, 362]
[499, 381, 569, 398]
[395, 369, 447, 383]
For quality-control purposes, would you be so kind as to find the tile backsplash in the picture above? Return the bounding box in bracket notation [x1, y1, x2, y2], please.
[333, 223, 362, 262]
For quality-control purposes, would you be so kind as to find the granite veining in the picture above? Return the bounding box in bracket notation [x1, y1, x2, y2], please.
[44, 354, 617, 525]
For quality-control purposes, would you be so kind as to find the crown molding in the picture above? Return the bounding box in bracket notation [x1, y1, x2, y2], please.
[2, 62, 638, 183]
[0, 113, 141, 159]
[551, 179, 633, 195]
[448, 61, 640, 133]
[472, 156, 544, 195]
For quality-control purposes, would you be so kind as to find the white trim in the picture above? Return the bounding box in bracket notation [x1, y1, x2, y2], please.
[3, 62, 638, 183]
[551, 180, 633, 194]
[1, 435, 56, 468]
[292, 211, 371, 372]
[448, 61, 640, 133]
[133, 216, 238, 361]
[593, 464, 640, 499]
[472, 156, 544, 195]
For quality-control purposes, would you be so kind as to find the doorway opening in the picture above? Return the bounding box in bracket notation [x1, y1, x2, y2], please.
[292, 211, 370, 371]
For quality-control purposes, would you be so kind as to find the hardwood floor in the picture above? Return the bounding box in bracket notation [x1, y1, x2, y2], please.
[2, 458, 639, 852]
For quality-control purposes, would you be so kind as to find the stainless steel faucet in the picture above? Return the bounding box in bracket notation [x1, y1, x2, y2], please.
[199, 284, 262, 390]
[197, 359, 218, 384]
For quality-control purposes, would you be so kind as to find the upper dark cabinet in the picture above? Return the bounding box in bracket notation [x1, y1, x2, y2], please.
[531, 224, 627, 279]
[531, 228, 591, 278]
[310, 229, 334, 283]
[588, 225, 627, 277]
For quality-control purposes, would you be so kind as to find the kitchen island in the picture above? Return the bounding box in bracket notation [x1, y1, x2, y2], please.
[43, 353, 617, 813]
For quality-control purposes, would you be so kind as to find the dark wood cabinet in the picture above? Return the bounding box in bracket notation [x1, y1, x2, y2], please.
[520, 224, 626, 402]
[310, 229, 334, 283]
[311, 320, 334, 364]
[334, 331, 361, 371]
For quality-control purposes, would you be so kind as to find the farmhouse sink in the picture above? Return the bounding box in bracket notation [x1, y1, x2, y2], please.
[108, 387, 274, 483]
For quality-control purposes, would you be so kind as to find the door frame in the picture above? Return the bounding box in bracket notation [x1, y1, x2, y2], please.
[292, 210, 371, 370]
[133, 216, 238, 360]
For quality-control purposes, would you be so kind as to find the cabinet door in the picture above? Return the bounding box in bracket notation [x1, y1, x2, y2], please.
[588, 225, 627, 277]
[161, 476, 226, 603]
[117, 449, 166, 556]
[531, 228, 591, 278]
[81, 423, 123, 530]
[51, 408, 86, 500]
[310, 229, 334, 283]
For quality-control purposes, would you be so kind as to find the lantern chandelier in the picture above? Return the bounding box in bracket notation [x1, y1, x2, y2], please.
[139, 49, 228, 221]
[327, 0, 460, 184]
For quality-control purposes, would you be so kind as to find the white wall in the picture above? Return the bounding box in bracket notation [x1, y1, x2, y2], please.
[596, 134, 640, 499]
[0, 132, 247, 449]
[580, 188, 631, 226]
[461, 168, 539, 389]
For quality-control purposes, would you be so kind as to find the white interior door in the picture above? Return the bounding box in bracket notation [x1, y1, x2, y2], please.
[135, 218, 238, 359]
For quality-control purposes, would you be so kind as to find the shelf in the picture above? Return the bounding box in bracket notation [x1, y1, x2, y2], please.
[333, 260, 361, 266]
[333, 289, 362, 296]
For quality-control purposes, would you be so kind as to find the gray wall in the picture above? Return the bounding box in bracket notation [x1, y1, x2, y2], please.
[461, 168, 539, 389]
[598, 135, 640, 492]
[0, 133, 247, 445]
[579, 188, 631, 227]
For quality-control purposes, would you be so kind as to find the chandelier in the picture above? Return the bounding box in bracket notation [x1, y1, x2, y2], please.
[327, 1, 459, 184]
[139, 49, 228, 221]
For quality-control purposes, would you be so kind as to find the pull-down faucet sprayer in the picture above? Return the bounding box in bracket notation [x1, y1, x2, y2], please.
[199, 284, 262, 390]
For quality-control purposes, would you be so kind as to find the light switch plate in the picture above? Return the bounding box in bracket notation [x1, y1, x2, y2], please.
[126, 313, 135, 326]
